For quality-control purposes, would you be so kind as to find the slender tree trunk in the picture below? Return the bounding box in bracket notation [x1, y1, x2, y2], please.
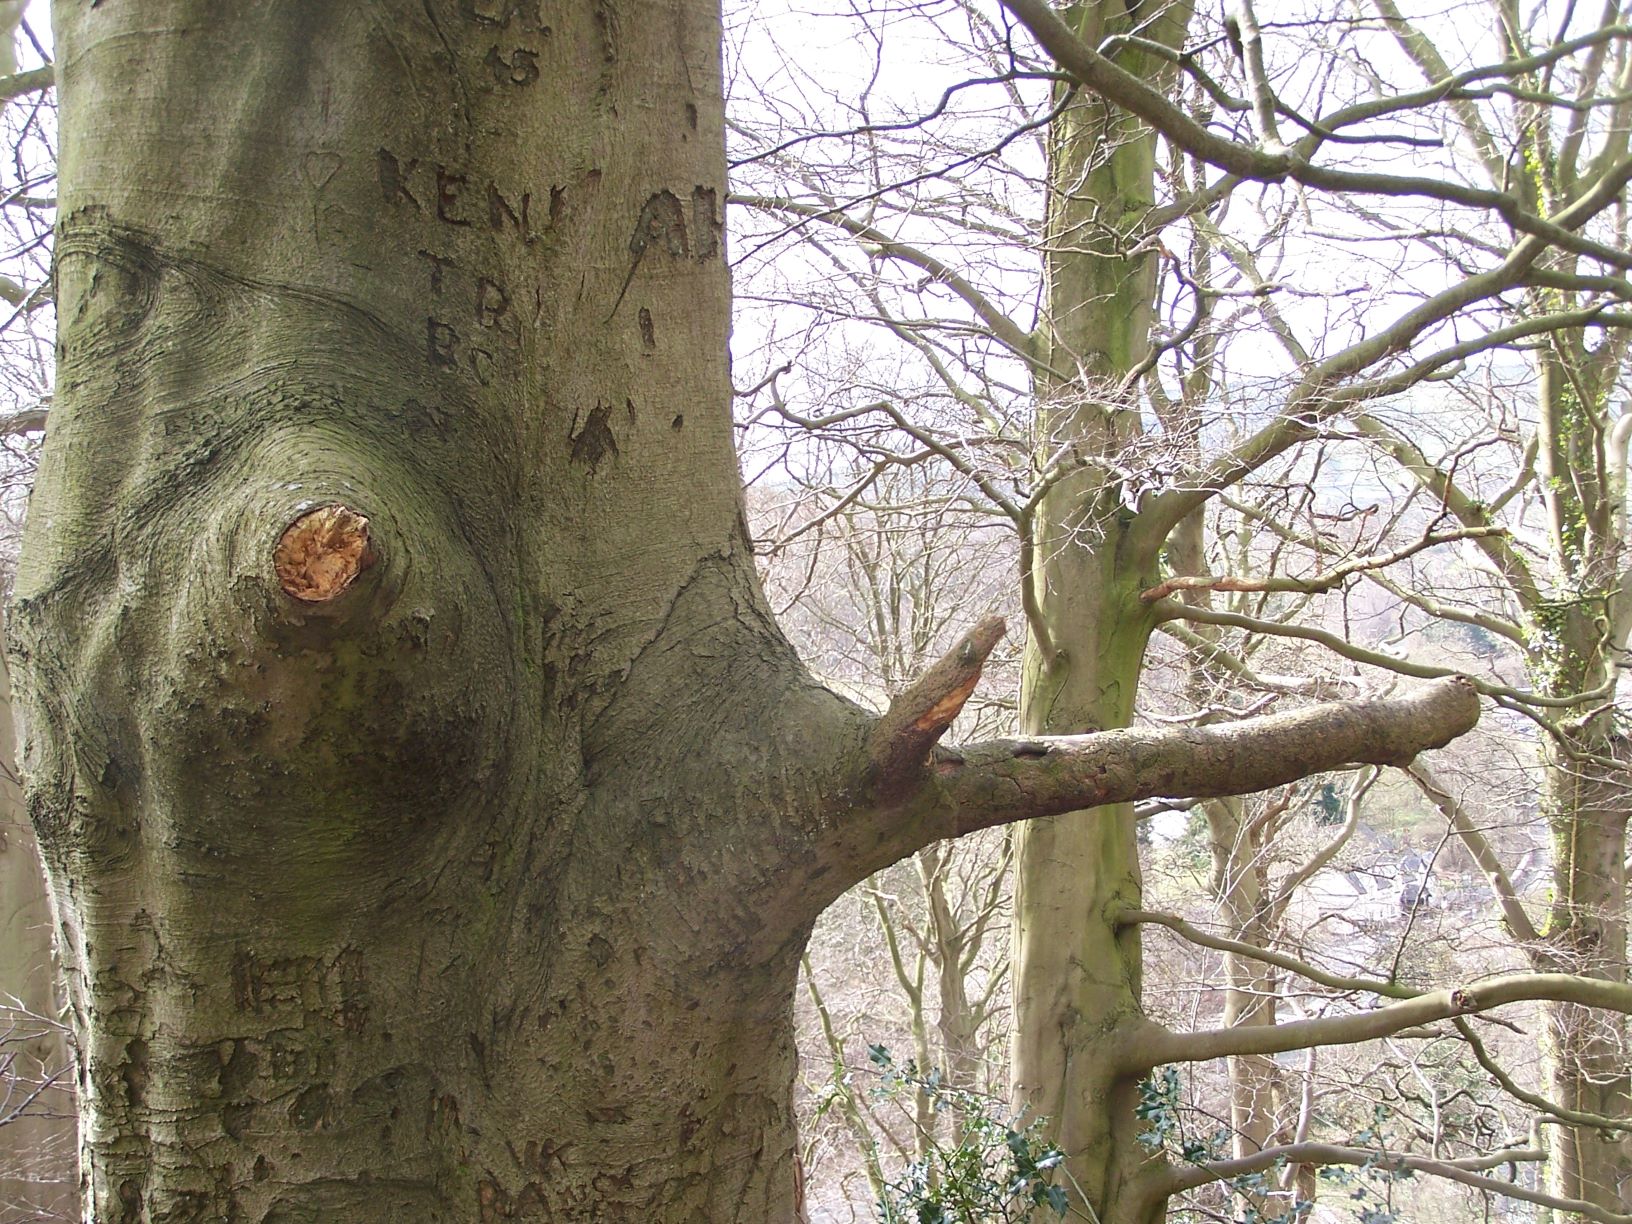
[1539, 668, 1632, 1214]
[1009, 4, 1189, 1214]
[918, 842, 985, 1096]
[1533, 343, 1632, 1217]
[1169, 508, 1290, 1221]
[1012, 557, 1156, 1219]
[1203, 798, 1280, 1156]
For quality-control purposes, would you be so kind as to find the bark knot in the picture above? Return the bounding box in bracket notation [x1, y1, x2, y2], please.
[275, 504, 376, 602]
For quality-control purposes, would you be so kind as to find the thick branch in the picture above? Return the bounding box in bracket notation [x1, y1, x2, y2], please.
[922, 678, 1478, 841]
[0, 403, 45, 436]
[869, 616, 1006, 802]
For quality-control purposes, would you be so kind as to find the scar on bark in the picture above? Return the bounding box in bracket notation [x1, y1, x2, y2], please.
[868, 615, 1005, 801]
[275, 504, 375, 602]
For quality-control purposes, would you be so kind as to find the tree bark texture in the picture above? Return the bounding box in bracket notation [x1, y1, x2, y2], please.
[16, 4, 837, 1218]
[1534, 341, 1632, 1219]
[1540, 670, 1632, 1216]
[10, 5, 1482, 1221]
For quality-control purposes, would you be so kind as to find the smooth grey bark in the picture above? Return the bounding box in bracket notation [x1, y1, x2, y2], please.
[10, 4, 1481, 1220]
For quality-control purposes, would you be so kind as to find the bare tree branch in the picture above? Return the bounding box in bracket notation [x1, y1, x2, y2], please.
[1140, 527, 1507, 603]
[1124, 904, 1417, 1000]
[1405, 761, 1540, 944]
[1129, 973, 1632, 1068]
[0, 63, 49, 105]
[1452, 1016, 1632, 1133]
[1351, 414, 1543, 607]
[1154, 601, 1605, 708]
[996, 0, 1632, 267]
[732, 194, 1038, 362]
[1163, 1141, 1632, 1223]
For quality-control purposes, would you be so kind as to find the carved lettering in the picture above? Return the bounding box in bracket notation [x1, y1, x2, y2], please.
[478, 1177, 549, 1221]
[570, 403, 619, 471]
[475, 277, 512, 329]
[487, 184, 535, 242]
[508, 1136, 571, 1176]
[262, 1038, 333, 1084]
[690, 186, 721, 260]
[485, 45, 542, 84]
[378, 149, 421, 210]
[230, 948, 367, 1031]
[428, 1091, 462, 1141]
[378, 149, 544, 243]
[462, 0, 546, 29]
[427, 318, 498, 385]
[625, 188, 723, 266]
[630, 190, 688, 258]
[427, 318, 461, 367]
[437, 167, 473, 226]
[418, 249, 457, 294]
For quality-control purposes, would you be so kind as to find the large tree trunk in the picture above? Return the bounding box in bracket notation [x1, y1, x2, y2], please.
[1012, 562, 1157, 1222]
[1533, 343, 1632, 1219]
[14, 4, 836, 1217]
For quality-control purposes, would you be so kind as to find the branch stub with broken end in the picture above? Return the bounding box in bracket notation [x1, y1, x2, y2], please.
[274, 504, 377, 603]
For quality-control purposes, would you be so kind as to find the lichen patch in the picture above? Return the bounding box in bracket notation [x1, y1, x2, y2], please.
[275, 504, 375, 602]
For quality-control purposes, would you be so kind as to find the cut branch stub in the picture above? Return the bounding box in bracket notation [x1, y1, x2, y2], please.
[274, 504, 376, 602]
[868, 615, 1006, 802]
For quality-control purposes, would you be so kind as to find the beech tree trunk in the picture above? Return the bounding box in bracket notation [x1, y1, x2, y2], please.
[10, 5, 1481, 1222]
[1533, 347, 1632, 1220]
[17, 5, 825, 1216]
[1539, 626, 1632, 1216]
[1008, 2, 1186, 1217]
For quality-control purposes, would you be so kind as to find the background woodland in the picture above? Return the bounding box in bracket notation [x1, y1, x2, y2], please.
[7, 0, 1632, 1218]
